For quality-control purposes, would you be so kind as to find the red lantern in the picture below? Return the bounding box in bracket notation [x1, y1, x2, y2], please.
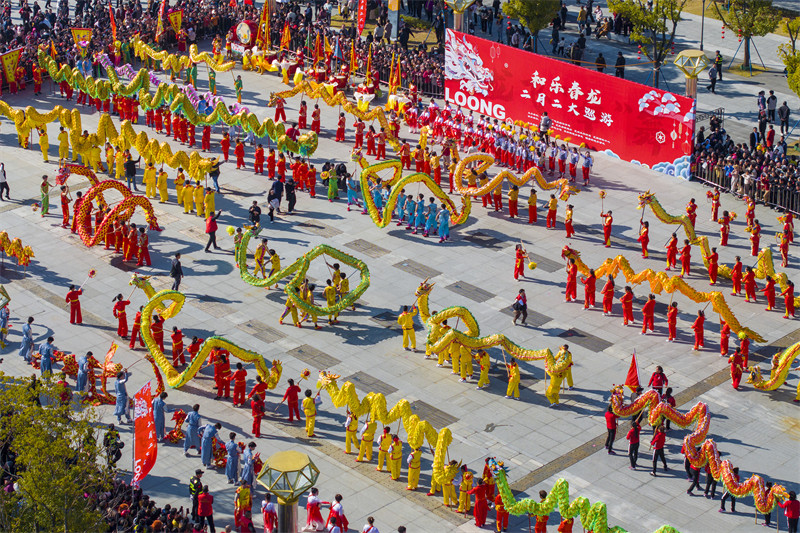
[721, 24, 725, 39]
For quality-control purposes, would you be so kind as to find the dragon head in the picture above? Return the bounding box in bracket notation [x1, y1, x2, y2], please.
[415, 279, 435, 298]
[316, 370, 341, 389]
[746, 365, 763, 385]
[350, 148, 364, 163]
[129, 272, 152, 288]
[561, 245, 578, 261]
[637, 191, 655, 210]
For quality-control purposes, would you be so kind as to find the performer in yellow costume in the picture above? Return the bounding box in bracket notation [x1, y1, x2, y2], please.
[204, 188, 215, 215]
[397, 306, 417, 351]
[323, 280, 339, 324]
[459, 345, 473, 382]
[356, 416, 377, 462]
[457, 465, 473, 513]
[406, 448, 421, 490]
[278, 287, 301, 326]
[302, 389, 316, 437]
[183, 181, 195, 213]
[389, 435, 403, 480]
[157, 168, 169, 203]
[193, 181, 205, 217]
[475, 349, 490, 388]
[505, 358, 520, 399]
[58, 127, 70, 163]
[344, 411, 358, 454]
[375, 427, 391, 471]
[143, 163, 157, 198]
[37, 126, 49, 162]
[441, 460, 460, 507]
[115, 149, 126, 181]
[175, 168, 185, 204]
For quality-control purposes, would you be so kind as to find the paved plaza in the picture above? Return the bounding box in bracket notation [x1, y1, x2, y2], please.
[0, 40, 799, 533]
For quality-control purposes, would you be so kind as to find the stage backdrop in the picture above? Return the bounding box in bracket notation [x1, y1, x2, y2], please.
[444, 29, 695, 175]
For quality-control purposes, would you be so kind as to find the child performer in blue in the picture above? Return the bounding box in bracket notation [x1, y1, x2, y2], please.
[405, 194, 416, 230]
[412, 193, 426, 234]
[424, 197, 438, 237]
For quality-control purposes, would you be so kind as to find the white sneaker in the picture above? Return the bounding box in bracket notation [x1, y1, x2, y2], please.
[436, 364, 443, 367]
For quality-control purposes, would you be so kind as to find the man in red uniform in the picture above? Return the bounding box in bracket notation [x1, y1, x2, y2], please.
[580, 269, 596, 309]
[641, 294, 656, 334]
[665, 233, 678, 270]
[565, 258, 578, 302]
[235, 140, 246, 169]
[620, 286, 634, 326]
[129, 307, 144, 349]
[70, 191, 84, 233]
[685, 198, 697, 227]
[731, 256, 743, 295]
[354, 119, 365, 149]
[750, 219, 761, 256]
[399, 141, 411, 169]
[60, 186, 71, 228]
[311, 105, 321, 133]
[248, 375, 269, 401]
[65, 285, 83, 324]
[704, 247, 719, 285]
[229, 362, 247, 406]
[692, 310, 705, 350]
[667, 302, 678, 342]
[151, 315, 165, 352]
[214, 351, 232, 399]
[744, 267, 758, 302]
[376, 129, 387, 160]
[137, 228, 151, 267]
[600, 210, 613, 247]
[220, 132, 231, 161]
[171, 326, 185, 366]
[279, 378, 301, 421]
[254, 145, 265, 174]
[125, 223, 138, 261]
[251, 393, 265, 437]
[494, 493, 508, 532]
[274, 97, 286, 122]
[679, 240, 691, 277]
[201, 125, 211, 151]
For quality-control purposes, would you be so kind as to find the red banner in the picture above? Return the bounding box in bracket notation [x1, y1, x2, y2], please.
[444, 30, 695, 173]
[132, 381, 157, 486]
[357, 0, 367, 36]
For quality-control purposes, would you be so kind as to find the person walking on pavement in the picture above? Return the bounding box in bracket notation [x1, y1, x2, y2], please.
[767, 90, 778, 122]
[707, 65, 717, 93]
[189, 469, 204, 521]
[205, 210, 223, 252]
[170, 253, 184, 290]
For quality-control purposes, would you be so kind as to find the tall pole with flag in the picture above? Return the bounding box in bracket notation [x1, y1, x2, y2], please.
[624, 351, 641, 392]
[256, 0, 270, 50]
[357, 0, 367, 36]
[131, 382, 158, 486]
[349, 41, 357, 74]
[108, 0, 117, 42]
[279, 22, 291, 51]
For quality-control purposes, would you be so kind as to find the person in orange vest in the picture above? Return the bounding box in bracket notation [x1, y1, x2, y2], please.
[235, 140, 246, 169]
[151, 314, 165, 352]
[692, 310, 705, 351]
[220, 132, 231, 161]
[254, 144, 265, 174]
[65, 285, 83, 324]
[600, 210, 613, 247]
[112, 293, 130, 338]
[129, 306, 144, 349]
[229, 362, 248, 406]
[171, 326, 186, 366]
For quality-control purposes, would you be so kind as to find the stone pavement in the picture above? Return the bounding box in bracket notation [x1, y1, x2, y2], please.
[0, 49, 798, 533]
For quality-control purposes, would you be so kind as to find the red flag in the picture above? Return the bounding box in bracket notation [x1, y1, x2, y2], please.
[132, 381, 158, 486]
[108, 1, 117, 41]
[356, 0, 367, 36]
[624, 352, 640, 392]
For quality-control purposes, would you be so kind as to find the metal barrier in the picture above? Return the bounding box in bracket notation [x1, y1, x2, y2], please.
[695, 107, 725, 129]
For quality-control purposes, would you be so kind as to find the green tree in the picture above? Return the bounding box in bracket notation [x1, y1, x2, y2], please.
[607, 0, 688, 89]
[786, 16, 800, 54]
[502, 0, 560, 51]
[712, 0, 781, 70]
[779, 44, 800, 101]
[0, 374, 112, 532]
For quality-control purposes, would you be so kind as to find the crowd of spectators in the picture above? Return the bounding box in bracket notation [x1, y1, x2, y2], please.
[692, 103, 800, 214]
[0, 0, 448, 97]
